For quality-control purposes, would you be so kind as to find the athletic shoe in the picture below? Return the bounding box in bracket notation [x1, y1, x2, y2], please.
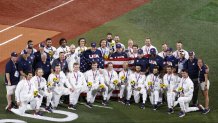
[11, 102, 18, 109]
[168, 108, 174, 114]
[35, 111, 43, 116]
[86, 102, 93, 108]
[153, 105, 158, 111]
[102, 100, 107, 106]
[125, 100, 130, 106]
[68, 104, 76, 110]
[45, 106, 53, 113]
[202, 108, 210, 114]
[140, 103, 145, 109]
[179, 111, 185, 118]
[157, 102, 162, 107]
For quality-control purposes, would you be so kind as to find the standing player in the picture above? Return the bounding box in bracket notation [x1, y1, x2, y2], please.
[98, 39, 110, 59]
[110, 44, 128, 59]
[18, 50, 33, 77]
[198, 58, 210, 114]
[164, 48, 178, 68]
[178, 51, 187, 73]
[158, 43, 168, 59]
[145, 66, 162, 110]
[127, 65, 147, 109]
[118, 62, 133, 103]
[148, 48, 164, 73]
[133, 49, 149, 73]
[102, 62, 119, 105]
[174, 69, 201, 117]
[80, 42, 104, 72]
[163, 66, 180, 114]
[44, 38, 57, 62]
[67, 63, 87, 110]
[173, 41, 189, 59]
[142, 37, 158, 56]
[75, 38, 87, 56]
[31, 68, 53, 112]
[5, 52, 20, 110]
[66, 44, 80, 72]
[13, 72, 43, 115]
[53, 38, 70, 59]
[84, 62, 105, 108]
[48, 64, 73, 108]
[129, 44, 139, 58]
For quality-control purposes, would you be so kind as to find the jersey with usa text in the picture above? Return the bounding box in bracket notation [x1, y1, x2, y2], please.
[80, 49, 104, 72]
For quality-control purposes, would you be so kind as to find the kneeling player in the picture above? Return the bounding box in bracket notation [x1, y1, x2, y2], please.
[48, 64, 73, 108]
[145, 66, 162, 110]
[67, 63, 87, 110]
[13, 72, 43, 115]
[102, 62, 119, 105]
[31, 68, 53, 112]
[84, 61, 105, 108]
[127, 65, 147, 109]
[174, 69, 202, 117]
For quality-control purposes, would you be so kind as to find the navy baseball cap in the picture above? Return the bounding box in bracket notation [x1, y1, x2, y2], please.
[150, 48, 156, 54]
[116, 43, 122, 48]
[39, 43, 45, 48]
[167, 47, 173, 52]
[11, 52, 18, 57]
[91, 42, 97, 47]
[189, 51, 195, 56]
[138, 49, 143, 54]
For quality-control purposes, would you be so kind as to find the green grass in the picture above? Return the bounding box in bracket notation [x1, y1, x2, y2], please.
[1, 0, 218, 122]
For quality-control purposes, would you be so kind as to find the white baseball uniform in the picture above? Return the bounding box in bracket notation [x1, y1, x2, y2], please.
[84, 69, 105, 103]
[53, 46, 70, 59]
[15, 79, 42, 115]
[118, 69, 133, 99]
[127, 72, 147, 103]
[67, 71, 87, 105]
[102, 69, 119, 101]
[48, 72, 72, 108]
[31, 76, 52, 107]
[176, 77, 199, 113]
[66, 52, 80, 72]
[142, 45, 158, 55]
[145, 74, 162, 105]
[173, 49, 189, 60]
[163, 73, 180, 109]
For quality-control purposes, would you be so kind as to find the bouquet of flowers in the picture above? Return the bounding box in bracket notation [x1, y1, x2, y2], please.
[113, 80, 119, 86]
[33, 90, 40, 98]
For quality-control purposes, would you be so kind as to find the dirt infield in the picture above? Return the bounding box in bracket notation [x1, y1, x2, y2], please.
[0, 0, 149, 73]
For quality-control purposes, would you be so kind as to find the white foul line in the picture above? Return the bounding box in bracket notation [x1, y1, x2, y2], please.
[0, 0, 75, 33]
[0, 34, 23, 46]
[79, 102, 113, 109]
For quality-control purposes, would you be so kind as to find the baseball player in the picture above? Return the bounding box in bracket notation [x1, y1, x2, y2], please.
[142, 37, 158, 56]
[31, 68, 53, 113]
[84, 61, 105, 108]
[127, 65, 147, 109]
[48, 64, 73, 108]
[14, 72, 43, 116]
[174, 69, 201, 117]
[75, 38, 87, 56]
[163, 65, 180, 114]
[98, 39, 110, 59]
[53, 38, 70, 59]
[145, 66, 162, 110]
[67, 63, 87, 110]
[173, 41, 189, 59]
[66, 44, 80, 72]
[118, 62, 133, 104]
[44, 38, 57, 62]
[102, 62, 119, 105]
